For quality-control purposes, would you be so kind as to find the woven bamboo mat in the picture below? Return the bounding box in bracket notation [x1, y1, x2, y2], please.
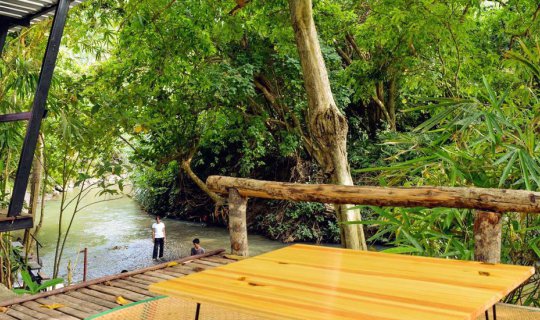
[87, 297, 540, 320]
[476, 303, 540, 320]
[86, 296, 268, 320]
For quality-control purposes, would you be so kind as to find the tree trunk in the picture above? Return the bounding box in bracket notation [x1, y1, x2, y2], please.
[228, 188, 248, 256]
[289, 0, 366, 250]
[474, 210, 502, 263]
[207, 176, 540, 213]
[180, 157, 224, 206]
[34, 134, 46, 235]
[3, 150, 9, 202]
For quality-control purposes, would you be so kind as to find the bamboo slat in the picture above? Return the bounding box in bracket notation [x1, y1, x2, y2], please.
[77, 288, 132, 304]
[0, 312, 18, 320]
[111, 279, 151, 290]
[150, 244, 534, 320]
[124, 277, 153, 286]
[155, 269, 187, 277]
[132, 274, 164, 283]
[143, 271, 175, 280]
[87, 285, 149, 301]
[65, 291, 118, 309]
[108, 281, 160, 297]
[46, 295, 99, 314]
[4, 308, 36, 320]
[9, 305, 48, 320]
[21, 301, 78, 320]
[35, 298, 90, 319]
[56, 294, 109, 312]
[0, 249, 224, 308]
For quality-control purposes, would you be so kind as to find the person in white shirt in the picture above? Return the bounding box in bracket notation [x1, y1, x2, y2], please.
[152, 216, 166, 260]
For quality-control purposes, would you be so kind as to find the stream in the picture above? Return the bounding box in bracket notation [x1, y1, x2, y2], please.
[33, 190, 286, 283]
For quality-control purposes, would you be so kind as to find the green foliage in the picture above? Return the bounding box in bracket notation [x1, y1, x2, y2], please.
[133, 162, 180, 215]
[256, 202, 340, 243]
[348, 206, 475, 259]
[13, 270, 64, 295]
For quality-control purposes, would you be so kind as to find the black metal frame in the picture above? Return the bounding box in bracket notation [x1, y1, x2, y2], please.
[0, 0, 71, 232]
[0, 24, 7, 56]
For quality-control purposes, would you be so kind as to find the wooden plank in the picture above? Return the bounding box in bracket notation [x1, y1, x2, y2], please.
[185, 262, 214, 271]
[44, 295, 97, 314]
[200, 256, 238, 264]
[132, 274, 165, 283]
[87, 285, 149, 301]
[193, 259, 223, 267]
[113, 279, 150, 291]
[35, 298, 90, 319]
[167, 265, 197, 275]
[124, 276, 153, 286]
[155, 269, 187, 277]
[0, 249, 224, 307]
[4, 308, 36, 320]
[77, 288, 131, 305]
[10, 305, 48, 319]
[21, 301, 78, 320]
[207, 175, 540, 213]
[65, 291, 118, 309]
[108, 280, 160, 297]
[150, 244, 534, 320]
[54, 294, 108, 312]
[143, 271, 175, 280]
[0, 312, 18, 320]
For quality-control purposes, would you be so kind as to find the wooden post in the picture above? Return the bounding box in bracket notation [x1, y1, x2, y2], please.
[228, 188, 248, 257]
[474, 210, 502, 263]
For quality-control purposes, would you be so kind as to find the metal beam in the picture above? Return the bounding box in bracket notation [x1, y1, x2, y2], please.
[0, 24, 7, 56]
[0, 111, 32, 122]
[0, 215, 34, 232]
[8, 0, 70, 218]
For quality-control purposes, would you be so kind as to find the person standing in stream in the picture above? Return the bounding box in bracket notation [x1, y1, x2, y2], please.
[152, 216, 166, 261]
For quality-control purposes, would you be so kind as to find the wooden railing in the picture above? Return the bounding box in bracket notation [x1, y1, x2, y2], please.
[206, 175, 540, 262]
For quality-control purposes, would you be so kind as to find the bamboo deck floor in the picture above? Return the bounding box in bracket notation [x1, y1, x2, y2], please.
[0, 249, 237, 320]
[0, 248, 537, 320]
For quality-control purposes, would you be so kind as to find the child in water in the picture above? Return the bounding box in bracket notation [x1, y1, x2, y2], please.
[191, 238, 206, 255]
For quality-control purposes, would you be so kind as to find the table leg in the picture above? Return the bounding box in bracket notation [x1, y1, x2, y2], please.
[485, 309, 489, 320]
[195, 303, 201, 320]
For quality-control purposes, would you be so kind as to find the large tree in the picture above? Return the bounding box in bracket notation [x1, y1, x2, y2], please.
[289, 0, 366, 250]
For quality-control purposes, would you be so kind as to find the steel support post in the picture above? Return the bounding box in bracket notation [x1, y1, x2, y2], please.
[0, 24, 7, 56]
[8, 0, 70, 217]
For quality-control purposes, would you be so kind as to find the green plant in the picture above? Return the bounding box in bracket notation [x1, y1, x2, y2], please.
[13, 270, 63, 295]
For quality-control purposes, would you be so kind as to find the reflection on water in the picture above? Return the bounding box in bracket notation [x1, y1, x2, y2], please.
[35, 190, 286, 282]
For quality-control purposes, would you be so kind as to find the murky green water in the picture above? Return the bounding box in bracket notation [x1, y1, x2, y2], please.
[34, 191, 286, 282]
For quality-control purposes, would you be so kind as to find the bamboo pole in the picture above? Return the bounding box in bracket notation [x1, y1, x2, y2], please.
[207, 176, 540, 213]
[474, 211, 502, 263]
[228, 188, 249, 257]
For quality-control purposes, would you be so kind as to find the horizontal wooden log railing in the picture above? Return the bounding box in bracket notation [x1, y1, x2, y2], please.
[207, 175, 540, 262]
[207, 176, 540, 213]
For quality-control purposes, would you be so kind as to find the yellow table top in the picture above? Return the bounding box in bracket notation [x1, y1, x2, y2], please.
[150, 244, 534, 320]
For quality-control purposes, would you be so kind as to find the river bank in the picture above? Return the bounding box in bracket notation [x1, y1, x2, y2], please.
[34, 192, 286, 283]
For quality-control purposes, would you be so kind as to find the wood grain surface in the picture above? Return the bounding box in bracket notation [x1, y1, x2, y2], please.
[150, 244, 534, 320]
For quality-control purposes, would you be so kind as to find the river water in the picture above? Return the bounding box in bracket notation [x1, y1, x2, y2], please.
[33, 191, 286, 283]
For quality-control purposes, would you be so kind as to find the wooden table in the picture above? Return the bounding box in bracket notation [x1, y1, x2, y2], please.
[149, 244, 534, 320]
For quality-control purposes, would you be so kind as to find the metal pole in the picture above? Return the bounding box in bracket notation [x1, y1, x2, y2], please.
[7, 0, 70, 217]
[83, 248, 87, 282]
[0, 24, 7, 56]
